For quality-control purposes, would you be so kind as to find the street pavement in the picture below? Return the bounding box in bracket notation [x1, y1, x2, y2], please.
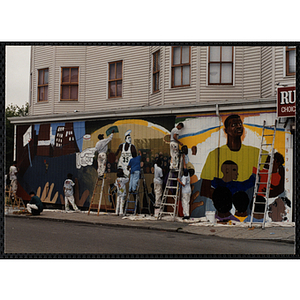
[5, 207, 295, 244]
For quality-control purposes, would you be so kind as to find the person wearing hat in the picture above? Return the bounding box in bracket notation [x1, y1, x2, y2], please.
[95, 130, 114, 178]
[115, 129, 137, 177]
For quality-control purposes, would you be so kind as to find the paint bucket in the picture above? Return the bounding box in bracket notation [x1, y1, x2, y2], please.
[206, 211, 215, 223]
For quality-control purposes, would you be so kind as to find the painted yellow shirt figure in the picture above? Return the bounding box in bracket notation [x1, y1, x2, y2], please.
[201, 144, 268, 181]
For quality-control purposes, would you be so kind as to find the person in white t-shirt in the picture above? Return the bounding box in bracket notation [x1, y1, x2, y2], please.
[114, 168, 130, 215]
[153, 159, 164, 208]
[177, 169, 191, 220]
[9, 161, 18, 195]
[95, 130, 114, 178]
[170, 123, 184, 170]
[63, 173, 80, 212]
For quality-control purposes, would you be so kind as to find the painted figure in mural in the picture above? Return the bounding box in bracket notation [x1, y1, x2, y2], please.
[170, 123, 184, 170]
[95, 130, 115, 178]
[268, 197, 291, 222]
[201, 114, 268, 206]
[232, 191, 250, 222]
[127, 151, 141, 193]
[153, 158, 164, 208]
[9, 161, 18, 196]
[257, 152, 285, 198]
[114, 168, 129, 216]
[27, 191, 43, 215]
[63, 173, 80, 212]
[211, 161, 256, 196]
[212, 186, 239, 223]
[177, 169, 192, 220]
[115, 130, 137, 177]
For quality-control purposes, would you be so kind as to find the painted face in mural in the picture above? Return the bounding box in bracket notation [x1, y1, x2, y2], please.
[225, 116, 244, 138]
[221, 161, 239, 182]
[125, 135, 132, 144]
[268, 197, 287, 222]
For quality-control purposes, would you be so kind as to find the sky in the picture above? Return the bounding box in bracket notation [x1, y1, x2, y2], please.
[5, 46, 31, 108]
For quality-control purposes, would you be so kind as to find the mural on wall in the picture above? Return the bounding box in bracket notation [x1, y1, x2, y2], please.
[176, 109, 292, 222]
[15, 117, 175, 208]
[14, 109, 292, 222]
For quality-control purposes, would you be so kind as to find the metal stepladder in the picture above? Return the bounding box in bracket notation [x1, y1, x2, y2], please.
[124, 174, 141, 216]
[88, 173, 115, 216]
[157, 155, 183, 221]
[123, 169, 151, 216]
[249, 119, 277, 228]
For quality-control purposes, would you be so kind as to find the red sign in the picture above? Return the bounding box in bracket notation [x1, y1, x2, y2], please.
[277, 86, 296, 117]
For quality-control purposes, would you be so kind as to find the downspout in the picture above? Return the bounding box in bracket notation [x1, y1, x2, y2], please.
[13, 124, 17, 161]
[216, 104, 222, 178]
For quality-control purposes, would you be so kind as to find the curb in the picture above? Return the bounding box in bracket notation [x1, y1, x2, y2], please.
[5, 214, 295, 244]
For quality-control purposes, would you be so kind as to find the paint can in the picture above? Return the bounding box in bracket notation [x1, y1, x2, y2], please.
[206, 211, 215, 223]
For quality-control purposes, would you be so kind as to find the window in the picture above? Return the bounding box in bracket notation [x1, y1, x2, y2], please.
[60, 67, 79, 101]
[286, 46, 296, 76]
[153, 50, 160, 93]
[171, 46, 190, 87]
[38, 68, 49, 102]
[108, 61, 123, 98]
[208, 46, 233, 85]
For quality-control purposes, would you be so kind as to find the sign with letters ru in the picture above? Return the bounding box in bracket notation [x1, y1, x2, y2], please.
[277, 86, 296, 117]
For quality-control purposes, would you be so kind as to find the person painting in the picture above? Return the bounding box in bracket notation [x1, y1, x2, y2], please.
[9, 161, 18, 196]
[114, 168, 129, 216]
[170, 123, 184, 170]
[95, 130, 114, 178]
[63, 173, 80, 212]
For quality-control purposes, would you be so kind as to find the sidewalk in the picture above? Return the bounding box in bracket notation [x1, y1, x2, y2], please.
[5, 207, 295, 244]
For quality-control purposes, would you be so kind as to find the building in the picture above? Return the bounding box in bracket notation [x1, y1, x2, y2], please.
[9, 45, 296, 222]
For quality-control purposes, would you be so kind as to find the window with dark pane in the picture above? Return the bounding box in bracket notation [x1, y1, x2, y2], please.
[153, 50, 160, 93]
[108, 61, 123, 98]
[171, 46, 190, 88]
[60, 67, 79, 101]
[38, 68, 49, 102]
[286, 46, 296, 76]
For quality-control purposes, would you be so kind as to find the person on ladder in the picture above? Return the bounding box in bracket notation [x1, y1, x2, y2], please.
[170, 123, 184, 170]
[127, 151, 141, 194]
[114, 168, 129, 216]
[95, 130, 115, 178]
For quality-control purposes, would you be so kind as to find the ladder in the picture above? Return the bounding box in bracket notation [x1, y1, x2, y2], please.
[157, 155, 183, 221]
[139, 169, 151, 215]
[249, 119, 277, 228]
[123, 175, 141, 216]
[88, 175, 106, 216]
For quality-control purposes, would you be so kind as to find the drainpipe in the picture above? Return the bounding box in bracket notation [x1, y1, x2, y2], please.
[13, 124, 17, 161]
[216, 104, 222, 178]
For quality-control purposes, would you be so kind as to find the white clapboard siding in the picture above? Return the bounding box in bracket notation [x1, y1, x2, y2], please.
[85, 46, 150, 111]
[261, 46, 273, 98]
[30, 46, 54, 116]
[243, 46, 262, 99]
[53, 46, 87, 113]
[163, 46, 197, 106]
